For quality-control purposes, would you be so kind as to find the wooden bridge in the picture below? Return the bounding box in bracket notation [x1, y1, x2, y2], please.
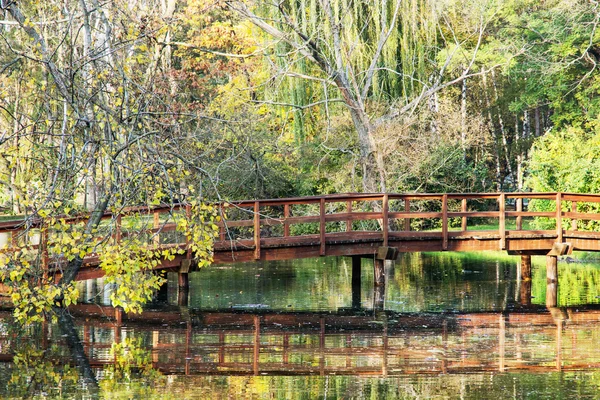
[2, 192, 600, 292]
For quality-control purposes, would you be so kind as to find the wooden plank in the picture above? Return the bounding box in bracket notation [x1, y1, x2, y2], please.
[571, 202, 577, 231]
[382, 194, 389, 247]
[442, 194, 448, 250]
[461, 199, 467, 231]
[499, 193, 506, 250]
[389, 212, 443, 219]
[254, 201, 260, 260]
[505, 211, 555, 218]
[447, 211, 500, 218]
[563, 212, 600, 221]
[115, 215, 122, 244]
[320, 198, 326, 256]
[562, 193, 600, 202]
[556, 193, 563, 243]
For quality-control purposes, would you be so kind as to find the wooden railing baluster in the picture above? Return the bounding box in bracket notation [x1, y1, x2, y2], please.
[115, 215, 122, 244]
[461, 198, 467, 232]
[153, 210, 160, 247]
[571, 201, 578, 231]
[516, 198, 523, 231]
[346, 201, 352, 232]
[254, 201, 260, 260]
[383, 194, 389, 247]
[556, 193, 563, 243]
[319, 198, 326, 256]
[404, 198, 410, 231]
[499, 193, 506, 250]
[442, 194, 448, 250]
[219, 204, 225, 241]
[284, 204, 290, 237]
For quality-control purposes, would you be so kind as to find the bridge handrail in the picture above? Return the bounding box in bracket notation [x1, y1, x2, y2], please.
[2, 192, 600, 262]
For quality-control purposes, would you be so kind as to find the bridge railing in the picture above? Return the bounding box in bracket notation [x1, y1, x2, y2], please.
[2, 192, 600, 265]
[217, 192, 600, 257]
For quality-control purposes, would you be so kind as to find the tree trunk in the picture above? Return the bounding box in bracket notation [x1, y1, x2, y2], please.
[349, 109, 386, 193]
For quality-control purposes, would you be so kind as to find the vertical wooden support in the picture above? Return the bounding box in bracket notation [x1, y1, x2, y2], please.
[283, 333, 289, 364]
[520, 279, 532, 306]
[219, 204, 225, 241]
[546, 255, 558, 283]
[218, 332, 225, 364]
[11, 228, 19, 248]
[253, 201, 260, 260]
[556, 193, 563, 243]
[441, 320, 448, 374]
[499, 314, 506, 372]
[178, 273, 189, 306]
[319, 198, 326, 256]
[185, 205, 192, 260]
[114, 215, 122, 245]
[571, 201, 578, 231]
[499, 193, 506, 250]
[382, 194, 389, 247]
[351, 256, 361, 309]
[521, 255, 531, 281]
[319, 317, 325, 376]
[404, 198, 410, 231]
[556, 319, 563, 371]
[114, 307, 123, 348]
[253, 315, 260, 376]
[346, 201, 352, 232]
[461, 198, 467, 231]
[284, 204, 290, 237]
[152, 330, 159, 365]
[153, 210, 160, 247]
[382, 323, 388, 377]
[41, 224, 48, 281]
[516, 198, 523, 231]
[185, 322, 192, 375]
[442, 194, 448, 250]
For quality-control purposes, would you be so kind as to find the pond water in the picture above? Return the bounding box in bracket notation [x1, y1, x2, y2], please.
[2, 252, 600, 398]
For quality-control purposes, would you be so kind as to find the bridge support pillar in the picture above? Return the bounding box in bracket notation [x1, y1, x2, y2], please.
[178, 273, 189, 307]
[351, 256, 361, 309]
[519, 279, 532, 306]
[520, 255, 532, 281]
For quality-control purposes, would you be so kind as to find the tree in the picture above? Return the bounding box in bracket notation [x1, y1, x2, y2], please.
[0, 0, 219, 321]
[225, 0, 501, 193]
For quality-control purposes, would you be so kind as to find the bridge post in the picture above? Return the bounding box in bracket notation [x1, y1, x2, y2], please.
[351, 256, 361, 309]
[178, 272, 189, 306]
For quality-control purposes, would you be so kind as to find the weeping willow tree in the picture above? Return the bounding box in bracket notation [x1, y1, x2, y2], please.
[228, 0, 492, 192]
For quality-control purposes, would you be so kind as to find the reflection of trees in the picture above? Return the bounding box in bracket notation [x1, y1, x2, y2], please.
[532, 262, 600, 307]
[388, 252, 517, 312]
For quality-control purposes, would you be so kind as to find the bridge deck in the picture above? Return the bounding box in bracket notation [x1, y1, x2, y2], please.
[2, 192, 600, 280]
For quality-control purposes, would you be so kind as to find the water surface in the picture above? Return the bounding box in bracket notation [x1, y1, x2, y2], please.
[2, 252, 600, 398]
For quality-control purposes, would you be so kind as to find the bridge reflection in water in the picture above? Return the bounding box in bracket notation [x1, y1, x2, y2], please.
[3, 303, 600, 377]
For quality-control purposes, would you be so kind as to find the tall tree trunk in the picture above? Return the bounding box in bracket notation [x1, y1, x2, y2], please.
[482, 72, 502, 191]
[491, 70, 513, 185]
[461, 71, 467, 160]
